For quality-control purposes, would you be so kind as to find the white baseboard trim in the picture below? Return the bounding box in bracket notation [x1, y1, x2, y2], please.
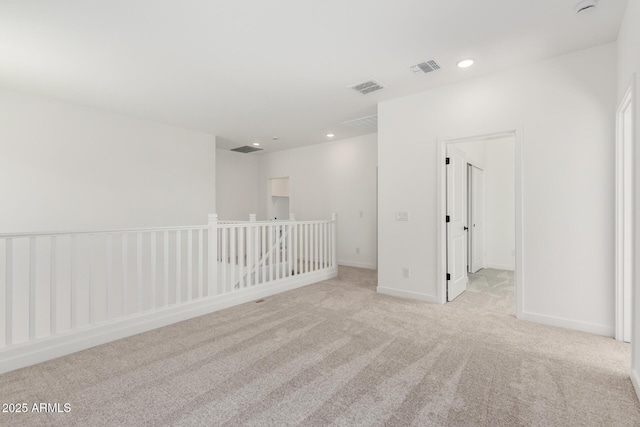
[0, 268, 337, 375]
[483, 263, 515, 271]
[338, 260, 377, 270]
[521, 311, 613, 337]
[631, 369, 640, 402]
[376, 286, 439, 304]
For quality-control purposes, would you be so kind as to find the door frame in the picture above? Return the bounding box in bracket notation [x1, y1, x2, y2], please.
[437, 127, 524, 319]
[615, 76, 635, 342]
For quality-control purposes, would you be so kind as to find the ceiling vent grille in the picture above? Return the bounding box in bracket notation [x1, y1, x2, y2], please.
[349, 79, 385, 95]
[231, 145, 263, 153]
[410, 59, 441, 74]
[341, 115, 378, 131]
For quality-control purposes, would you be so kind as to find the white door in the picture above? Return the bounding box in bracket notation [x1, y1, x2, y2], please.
[470, 166, 485, 273]
[447, 146, 468, 301]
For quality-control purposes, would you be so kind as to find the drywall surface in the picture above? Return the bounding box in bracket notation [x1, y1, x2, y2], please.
[617, 0, 640, 396]
[216, 149, 259, 221]
[257, 133, 377, 269]
[0, 89, 216, 232]
[379, 43, 616, 335]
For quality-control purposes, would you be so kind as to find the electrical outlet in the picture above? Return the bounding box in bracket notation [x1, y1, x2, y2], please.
[402, 267, 410, 278]
[355, 247, 360, 254]
[359, 211, 363, 218]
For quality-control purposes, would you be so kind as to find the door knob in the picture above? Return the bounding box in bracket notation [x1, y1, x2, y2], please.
[463, 226, 469, 231]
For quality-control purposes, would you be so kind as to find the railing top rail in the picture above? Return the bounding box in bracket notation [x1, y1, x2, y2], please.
[0, 217, 336, 238]
[0, 224, 208, 239]
[216, 219, 333, 228]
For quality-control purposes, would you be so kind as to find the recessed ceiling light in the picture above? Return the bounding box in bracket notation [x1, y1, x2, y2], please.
[252, 142, 260, 146]
[326, 133, 335, 138]
[457, 59, 475, 68]
[272, 136, 279, 140]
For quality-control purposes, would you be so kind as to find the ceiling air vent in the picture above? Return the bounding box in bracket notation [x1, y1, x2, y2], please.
[410, 59, 441, 74]
[231, 145, 263, 153]
[341, 115, 378, 131]
[349, 79, 385, 95]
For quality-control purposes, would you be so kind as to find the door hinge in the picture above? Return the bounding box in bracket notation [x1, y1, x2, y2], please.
[446, 273, 451, 281]
[445, 157, 450, 165]
[446, 215, 450, 223]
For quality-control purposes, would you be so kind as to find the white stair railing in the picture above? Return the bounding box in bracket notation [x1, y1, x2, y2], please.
[0, 213, 337, 374]
[215, 214, 337, 293]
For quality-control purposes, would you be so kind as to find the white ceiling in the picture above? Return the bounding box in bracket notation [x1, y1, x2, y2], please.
[0, 0, 629, 153]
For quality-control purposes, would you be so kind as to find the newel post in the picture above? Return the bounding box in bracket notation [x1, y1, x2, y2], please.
[331, 213, 337, 269]
[208, 214, 218, 296]
[249, 214, 256, 222]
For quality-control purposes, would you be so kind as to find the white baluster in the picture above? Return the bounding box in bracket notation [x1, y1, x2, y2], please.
[331, 213, 337, 268]
[221, 226, 227, 295]
[230, 227, 236, 292]
[50, 236, 57, 335]
[238, 226, 245, 288]
[176, 231, 181, 304]
[164, 231, 169, 306]
[121, 234, 127, 317]
[106, 234, 112, 320]
[151, 232, 157, 309]
[198, 228, 203, 299]
[137, 232, 142, 312]
[5, 238, 13, 346]
[187, 230, 193, 301]
[209, 215, 218, 295]
[29, 237, 36, 339]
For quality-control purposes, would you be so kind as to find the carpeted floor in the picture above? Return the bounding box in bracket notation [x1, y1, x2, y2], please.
[1, 266, 639, 426]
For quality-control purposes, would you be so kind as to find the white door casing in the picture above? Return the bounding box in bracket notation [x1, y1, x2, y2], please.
[470, 165, 485, 273]
[616, 81, 634, 343]
[447, 146, 468, 301]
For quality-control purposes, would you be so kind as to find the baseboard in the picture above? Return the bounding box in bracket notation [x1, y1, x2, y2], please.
[483, 263, 515, 271]
[631, 369, 640, 402]
[376, 286, 439, 303]
[338, 260, 377, 270]
[0, 268, 337, 375]
[521, 311, 613, 337]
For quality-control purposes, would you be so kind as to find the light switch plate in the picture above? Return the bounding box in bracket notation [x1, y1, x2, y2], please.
[396, 211, 409, 221]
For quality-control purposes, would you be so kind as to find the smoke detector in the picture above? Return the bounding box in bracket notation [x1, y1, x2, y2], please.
[575, 0, 597, 13]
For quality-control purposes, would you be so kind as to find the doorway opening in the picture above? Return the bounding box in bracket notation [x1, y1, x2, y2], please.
[268, 177, 290, 220]
[616, 78, 635, 343]
[438, 129, 523, 318]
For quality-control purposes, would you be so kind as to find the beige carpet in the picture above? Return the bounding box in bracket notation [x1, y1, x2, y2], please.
[1, 266, 638, 426]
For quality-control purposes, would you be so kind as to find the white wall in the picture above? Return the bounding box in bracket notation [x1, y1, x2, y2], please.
[216, 149, 258, 221]
[617, 0, 640, 398]
[484, 137, 515, 270]
[378, 43, 616, 335]
[257, 133, 377, 269]
[0, 89, 217, 232]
